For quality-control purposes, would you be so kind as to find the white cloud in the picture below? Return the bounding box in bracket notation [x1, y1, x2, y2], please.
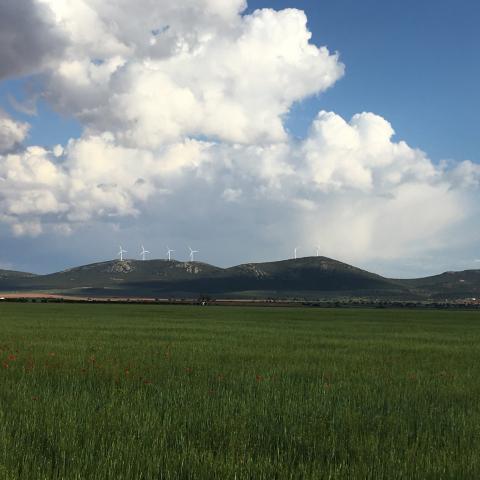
[302, 111, 439, 192]
[41, 5, 343, 148]
[0, 111, 30, 153]
[12, 221, 43, 238]
[222, 188, 242, 202]
[447, 160, 480, 189]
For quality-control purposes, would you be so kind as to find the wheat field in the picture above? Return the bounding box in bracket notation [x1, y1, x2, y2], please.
[0, 303, 479, 479]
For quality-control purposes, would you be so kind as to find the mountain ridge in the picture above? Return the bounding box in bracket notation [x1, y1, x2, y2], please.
[1, 256, 479, 300]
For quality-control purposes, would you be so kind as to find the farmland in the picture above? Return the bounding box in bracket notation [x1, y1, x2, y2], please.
[0, 304, 479, 479]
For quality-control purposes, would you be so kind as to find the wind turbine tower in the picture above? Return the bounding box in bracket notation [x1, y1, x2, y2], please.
[140, 245, 150, 261]
[189, 247, 199, 262]
[294, 247, 299, 260]
[118, 246, 127, 262]
[167, 247, 175, 261]
[316, 246, 320, 257]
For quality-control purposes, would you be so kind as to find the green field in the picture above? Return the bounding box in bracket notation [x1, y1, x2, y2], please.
[0, 304, 479, 479]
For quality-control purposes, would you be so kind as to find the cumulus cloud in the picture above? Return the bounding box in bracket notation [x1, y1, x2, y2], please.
[42, 5, 343, 147]
[0, 110, 476, 261]
[0, 0, 479, 269]
[302, 111, 439, 192]
[0, 111, 30, 153]
[447, 160, 480, 189]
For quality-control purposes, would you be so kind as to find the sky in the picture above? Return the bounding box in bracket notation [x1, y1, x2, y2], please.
[0, 0, 479, 277]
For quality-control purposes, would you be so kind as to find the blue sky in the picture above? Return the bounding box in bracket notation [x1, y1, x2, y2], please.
[0, 78, 82, 147]
[0, 0, 479, 276]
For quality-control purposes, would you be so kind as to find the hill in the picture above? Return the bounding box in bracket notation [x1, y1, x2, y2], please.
[14, 259, 223, 295]
[0, 257, 408, 298]
[1, 256, 480, 300]
[397, 270, 480, 300]
[0, 269, 37, 292]
[216, 257, 408, 297]
[0, 269, 36, 279]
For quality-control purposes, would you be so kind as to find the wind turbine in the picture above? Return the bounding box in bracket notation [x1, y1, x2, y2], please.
[118, 246, 127, 262]
[140, 245, 150, 261]
[189, 246, 199, 262]
[294, 247, 299, 260]
[316, 246, 320, 257]
[167, 247, 175, 261]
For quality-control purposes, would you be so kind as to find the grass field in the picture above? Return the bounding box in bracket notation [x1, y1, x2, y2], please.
[0, 304, 479, 479]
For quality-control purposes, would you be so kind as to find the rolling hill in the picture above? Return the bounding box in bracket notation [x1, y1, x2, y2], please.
[0, 269, 37, 291]
[0, 269, 36, 279]
[397, 270, 480, 300]
[0, 257, 479, 300]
